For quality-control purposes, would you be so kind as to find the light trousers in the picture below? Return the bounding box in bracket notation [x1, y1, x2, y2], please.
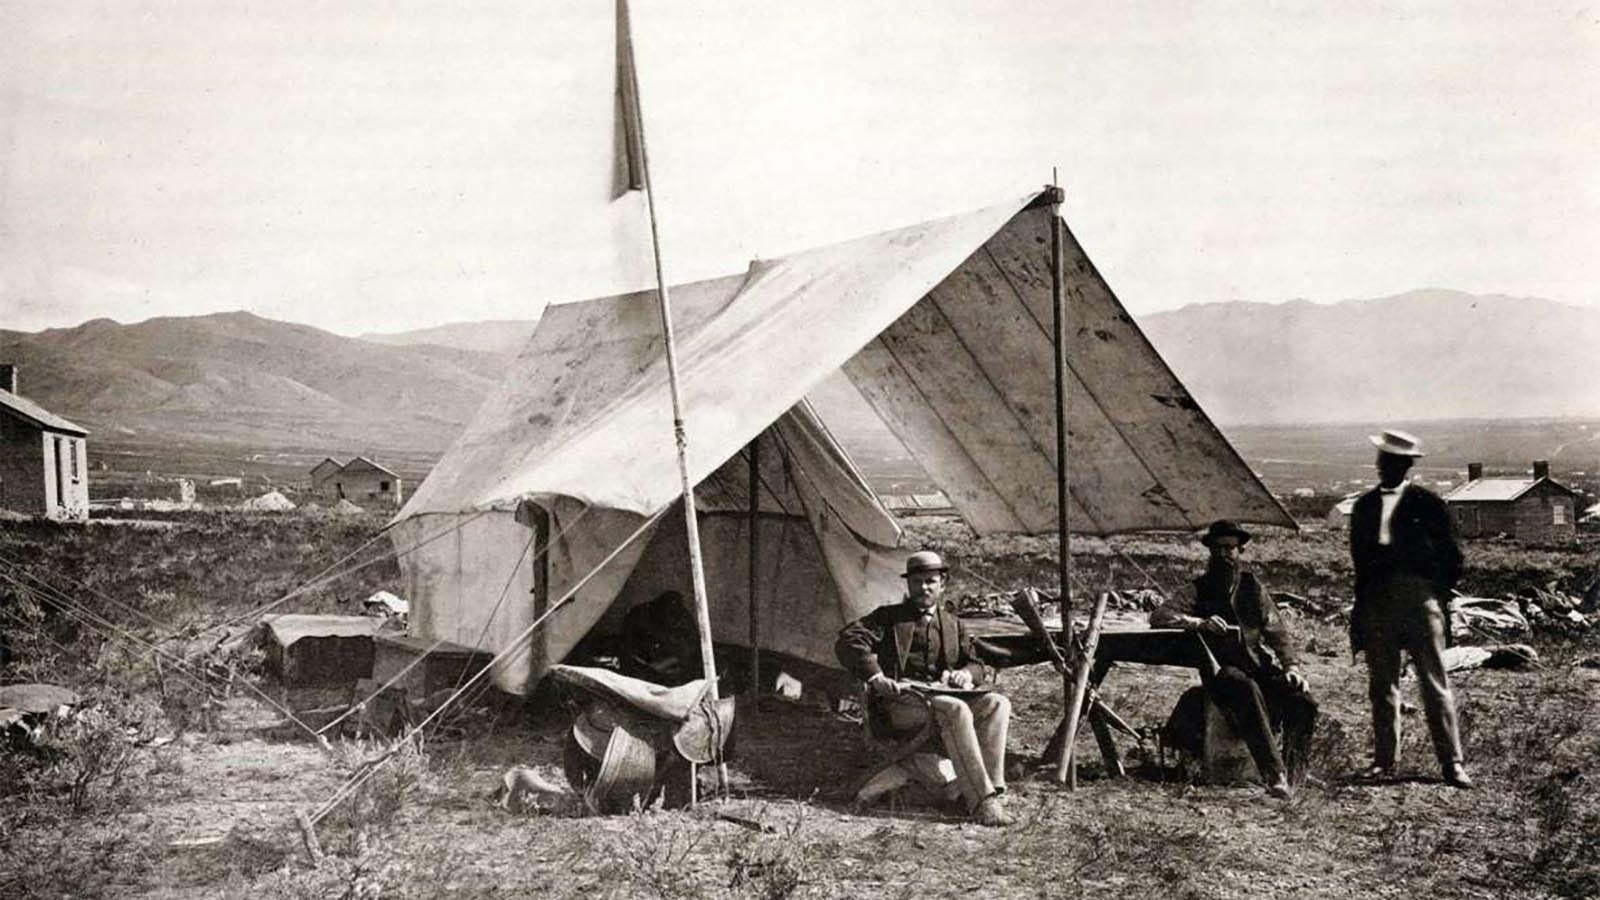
[886, 691, 1009, 810]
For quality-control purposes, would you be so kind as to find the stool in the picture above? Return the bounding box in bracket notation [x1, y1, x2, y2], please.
[1201, 695, 1258, 784]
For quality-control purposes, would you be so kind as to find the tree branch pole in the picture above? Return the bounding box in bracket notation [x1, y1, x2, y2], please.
[1057, 591, 1108, 786]
[1047, 177, 1077, 785]
[618, 0, 724, 791]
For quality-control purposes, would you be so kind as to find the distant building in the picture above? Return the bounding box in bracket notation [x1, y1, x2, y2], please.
[1445, 461, 1578, 544]
[310, 457, 343, 494]
[1325, 491, 1361, 529]
[0, 364, 90, 522]
[312, 455, 403, 507]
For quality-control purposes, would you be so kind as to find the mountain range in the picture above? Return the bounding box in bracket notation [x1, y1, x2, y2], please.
[1, 290, 1594, 466]
[1140, 289, 1598, 425]
[0, 312, 502, 453]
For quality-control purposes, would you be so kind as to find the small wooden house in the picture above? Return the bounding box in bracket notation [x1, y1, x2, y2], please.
[0, 365, 90, 522]
[1445, 461, 1578, 543]
[330, 456, 403, 507]
[309, 457, 344, 495]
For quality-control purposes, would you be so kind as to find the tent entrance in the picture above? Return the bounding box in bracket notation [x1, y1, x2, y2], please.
[393, 406, 906, 695]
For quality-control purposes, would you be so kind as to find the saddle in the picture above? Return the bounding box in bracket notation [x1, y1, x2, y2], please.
[549, 665, 735, 813]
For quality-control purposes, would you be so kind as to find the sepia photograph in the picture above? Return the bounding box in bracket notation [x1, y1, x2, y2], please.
[1, 2, 1596, 897]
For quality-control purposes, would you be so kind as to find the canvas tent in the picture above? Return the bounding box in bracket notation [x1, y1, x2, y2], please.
[391, 191, 1293, 694]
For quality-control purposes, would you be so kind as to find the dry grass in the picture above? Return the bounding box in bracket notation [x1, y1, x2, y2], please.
[2, 512, 1597, 899]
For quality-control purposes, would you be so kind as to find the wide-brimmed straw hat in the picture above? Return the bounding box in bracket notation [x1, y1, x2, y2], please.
[1199, 520, 1252, 547]
[1368, 429, 1426, 457]
[901, 550, 949, 578]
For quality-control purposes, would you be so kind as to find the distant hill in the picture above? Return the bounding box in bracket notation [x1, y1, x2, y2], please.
[0, 312, 505, 453]
[358, 319, 540, 356]
[1139, 289, 1600, 425]
[5, 290, 1593, 474]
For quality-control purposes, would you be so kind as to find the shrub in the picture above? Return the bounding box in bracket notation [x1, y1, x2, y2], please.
[320, 737, 434, 847]
[32, 700, 162, 813]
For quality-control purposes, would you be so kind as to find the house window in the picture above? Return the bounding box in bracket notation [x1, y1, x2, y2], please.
[1554, 504, 1567, 525]
[69, 440, 79, 480]
[379, 480, 390, 492]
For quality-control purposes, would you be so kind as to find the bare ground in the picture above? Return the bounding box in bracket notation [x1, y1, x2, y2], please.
[2, 515, 1598, 899]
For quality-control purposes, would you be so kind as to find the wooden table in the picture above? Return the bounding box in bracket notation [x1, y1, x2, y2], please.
[976, 625, 1217, 776]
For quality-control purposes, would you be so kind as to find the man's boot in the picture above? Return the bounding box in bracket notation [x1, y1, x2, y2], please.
[974, 794, 1013, 827]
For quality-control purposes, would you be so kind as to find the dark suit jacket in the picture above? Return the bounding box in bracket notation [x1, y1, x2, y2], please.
[835, 600, 984, 684]
[1150, 569, 1298, 673]
[1348, 483, 1463, 652]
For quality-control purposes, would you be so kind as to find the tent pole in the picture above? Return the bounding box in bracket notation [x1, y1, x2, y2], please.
[619, 0, 725, 793]
[748, 436, 761, 698]
[1047, 175, 1078, 787]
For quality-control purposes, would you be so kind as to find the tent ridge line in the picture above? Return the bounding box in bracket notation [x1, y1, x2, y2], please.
[870, 333, 1030, 532]
[985, 234, 1195, 531]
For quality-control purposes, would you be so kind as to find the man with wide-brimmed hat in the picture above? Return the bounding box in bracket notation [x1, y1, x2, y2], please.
[836, 550, 1015, 826]
[1150, 520, 1317, 798]
[1349, 429, 1471, 788]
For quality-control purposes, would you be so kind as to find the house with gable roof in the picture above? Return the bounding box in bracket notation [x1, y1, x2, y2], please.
[0, 364, 90, 522]
[1445, 460, 1578, 543]
[310, 455, 403, 507]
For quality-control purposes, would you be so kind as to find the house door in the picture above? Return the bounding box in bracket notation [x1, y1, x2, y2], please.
[54, 437, 68, 514]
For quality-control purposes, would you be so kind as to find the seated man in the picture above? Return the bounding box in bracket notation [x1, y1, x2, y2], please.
[835, 550, 1014, 827]
[617, 590, 702, 686]
[1150, 520, 1318, 798]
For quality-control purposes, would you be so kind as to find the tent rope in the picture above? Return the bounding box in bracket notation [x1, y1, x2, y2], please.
[212, 511, 489, 632]
[309, 506, 670, 827]
[0, 565, 215, 695]
[1108, 543, 1175, 600]
[958, 558, 1092, 599]
[422, 525, 540, 730]
[0, 603, 88, 660]
[320, 504, 597, 738]
[0, 562, 326, 743]
[0, 547, 174, 633]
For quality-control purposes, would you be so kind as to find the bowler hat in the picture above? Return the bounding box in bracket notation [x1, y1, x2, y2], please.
[901, 550, 949, 578]
[1199, 520, 1252, 547]
[1368, 429, 1426, 457]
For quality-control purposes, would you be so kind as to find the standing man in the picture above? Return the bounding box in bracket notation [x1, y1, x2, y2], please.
[836, 551, 1014, 827]
[1349, 429, 1472, 788]
[1151, 520, 1318, 798]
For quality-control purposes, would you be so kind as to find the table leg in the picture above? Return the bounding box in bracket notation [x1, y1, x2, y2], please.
[1089, 708, 1124, 777]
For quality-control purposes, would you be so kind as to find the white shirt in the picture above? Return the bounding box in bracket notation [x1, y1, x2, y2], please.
[1377, 480, 1409, 545]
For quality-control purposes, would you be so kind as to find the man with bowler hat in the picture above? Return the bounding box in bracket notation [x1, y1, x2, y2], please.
[836, 550, 1015, 826]
[1349, 429, 1472, 788]
[1151, 520, 1317, 798]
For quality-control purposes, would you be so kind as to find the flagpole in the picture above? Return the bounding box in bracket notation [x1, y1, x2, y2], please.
[617, 0, 725, 786]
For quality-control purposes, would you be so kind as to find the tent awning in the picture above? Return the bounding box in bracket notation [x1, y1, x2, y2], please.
[399, 189, 1290, 536]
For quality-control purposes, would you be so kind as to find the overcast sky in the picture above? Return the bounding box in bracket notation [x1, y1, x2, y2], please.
[1, 1, 1595, 335]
